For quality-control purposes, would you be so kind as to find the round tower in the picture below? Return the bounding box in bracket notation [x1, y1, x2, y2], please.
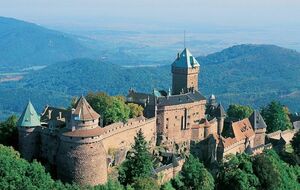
[216, 104, 226, 135]
[172, 48, 200, 95]
[17, 101, 41, 161]
[56, 96, 108, 186]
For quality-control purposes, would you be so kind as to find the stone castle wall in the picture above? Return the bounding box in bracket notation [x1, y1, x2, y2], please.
[157, 100, 206, 145]
[101, 117, 156, 153]
[191, 119, 218, 141]
[40, 129, 60, 165]
[18, 127, 40, 161]
[155, 158, 185, 185]
[223, 136, 255, 157]
[56, 137, 107, 186]
[18, 117, 157, 186]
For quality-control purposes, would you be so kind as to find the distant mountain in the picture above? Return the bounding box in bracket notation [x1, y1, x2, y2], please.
[198, 44, 300, 110]
[1, 44, 300, 120]
[0, 17, 98, 67]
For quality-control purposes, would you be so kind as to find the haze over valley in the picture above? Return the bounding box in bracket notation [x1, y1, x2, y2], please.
[1, 17, 300, 120]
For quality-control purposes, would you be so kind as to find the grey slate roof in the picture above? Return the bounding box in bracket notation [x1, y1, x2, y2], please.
[41, 106, 71, 122]
[206, 103, 226, 119]
[156, 91, 206, 107]
[249, 110, 267, 130]
[127, 91, 155, 105]
[127, 89, 206, 107]
[293, 121, 300, 131]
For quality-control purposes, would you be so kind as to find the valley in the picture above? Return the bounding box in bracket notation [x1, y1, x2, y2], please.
[1, 17, 300, 120]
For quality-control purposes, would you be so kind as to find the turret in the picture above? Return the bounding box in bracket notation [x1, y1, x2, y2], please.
[70, 95, 100, 130]
[57, 96, 108, 186]
[216, 103, 226, 135]
[172, 48, 200, 95]
[17, 101, 41, 161]
[208, 94, 217, 106]
[249, 110, 267, 147]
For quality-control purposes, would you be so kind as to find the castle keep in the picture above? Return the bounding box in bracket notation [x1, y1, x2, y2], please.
[17, 48, 298, 186]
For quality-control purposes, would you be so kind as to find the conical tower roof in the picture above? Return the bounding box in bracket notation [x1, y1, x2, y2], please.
[249, 110, 267, 130]
[172, 48, 200, 68]
[73, 96, 100, 121]
[216, 103, 226, 118]
[17, 101, 41, 127]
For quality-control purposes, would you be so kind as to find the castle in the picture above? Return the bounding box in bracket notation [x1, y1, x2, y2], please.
[17, 48, 298, 186]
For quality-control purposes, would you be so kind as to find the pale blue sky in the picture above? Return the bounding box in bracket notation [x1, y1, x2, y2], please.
[1, 0, 300, 30]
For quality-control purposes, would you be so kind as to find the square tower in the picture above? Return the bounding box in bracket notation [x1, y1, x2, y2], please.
[172, 48, 200, 95]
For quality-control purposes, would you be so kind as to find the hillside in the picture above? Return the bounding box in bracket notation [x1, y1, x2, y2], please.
[0, 17, 98, 67]
[198, 44, 300, 110]
[0, 59, 170, 116]
[1, 44, 300, 119]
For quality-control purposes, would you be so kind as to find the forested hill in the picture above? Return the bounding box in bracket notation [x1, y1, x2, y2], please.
[1, 44, 300, 119]
[198, 44, 300, 111]
[0, 17, 98, 67]
[21, 58, 170, 96]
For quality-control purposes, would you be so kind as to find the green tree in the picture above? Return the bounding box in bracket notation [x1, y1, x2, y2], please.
[261, 101, 292, 133]
[291, 131, 300, 156]
[94, 179, 125, 190]
[253, 149, 299, 190]
[85, 92, 129, 125]
[132, 177, 159, 190]
[0, 144, 81, 190]
[0, 115, 18, 147]
[170, 175, 185, 190]
[118, 129, 153, 186]
[84, 92, 142, 126]
[160, 182, 175, 190]
[227, 104, 253, 120]
[218, 154, 259, 190]
[127, 103, 144, 118]
[181, 155, 214, 190]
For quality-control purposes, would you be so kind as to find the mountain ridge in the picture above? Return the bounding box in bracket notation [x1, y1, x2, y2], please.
[0, 16, 99, 67]
[1, 20, 300, 119]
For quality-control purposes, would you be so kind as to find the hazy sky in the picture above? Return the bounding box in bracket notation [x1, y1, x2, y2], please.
[1, 0, 300, 30]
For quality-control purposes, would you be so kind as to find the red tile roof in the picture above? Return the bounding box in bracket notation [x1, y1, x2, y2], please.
[232, 118, 255, 141]
[73, 96, 100, 121]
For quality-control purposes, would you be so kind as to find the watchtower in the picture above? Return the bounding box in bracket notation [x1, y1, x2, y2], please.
[172, 48, 200, 95]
